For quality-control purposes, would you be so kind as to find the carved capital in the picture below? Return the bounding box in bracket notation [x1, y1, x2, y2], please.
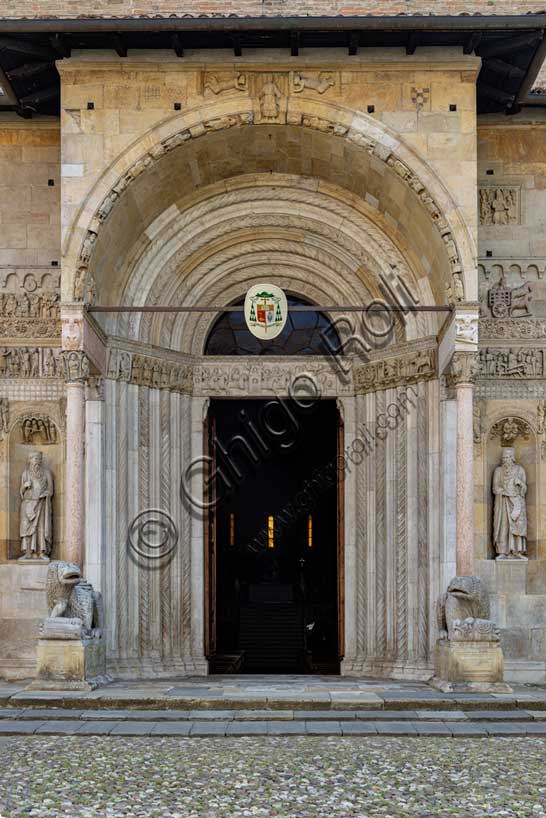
[446, 352, 479, 387]
[60, 350, 90, 383]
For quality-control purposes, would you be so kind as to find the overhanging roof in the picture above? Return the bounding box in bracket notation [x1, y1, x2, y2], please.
[0, 14, 545, 117]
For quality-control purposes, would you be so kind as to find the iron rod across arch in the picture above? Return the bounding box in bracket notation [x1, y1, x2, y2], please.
[88, 305, 452, 314]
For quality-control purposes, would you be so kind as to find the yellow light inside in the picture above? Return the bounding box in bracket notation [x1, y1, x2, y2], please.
[229, 513, 235, 547]
[308, 514, 313, 548]
[267, 515, 275, 549]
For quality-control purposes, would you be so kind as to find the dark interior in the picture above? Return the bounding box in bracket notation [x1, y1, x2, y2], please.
[210, 398, 340, 674]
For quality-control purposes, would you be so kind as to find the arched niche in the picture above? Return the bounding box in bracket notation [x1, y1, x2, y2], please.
[7, 409, 63, 562]
[485, 416, 537, 562]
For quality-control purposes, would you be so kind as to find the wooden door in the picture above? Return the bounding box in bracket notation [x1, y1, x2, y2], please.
[204, 409, 217, 661]
[337, 407, 345, 659]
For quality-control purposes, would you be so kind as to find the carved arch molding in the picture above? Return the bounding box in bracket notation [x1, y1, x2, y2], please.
[72, 106, 468, 303]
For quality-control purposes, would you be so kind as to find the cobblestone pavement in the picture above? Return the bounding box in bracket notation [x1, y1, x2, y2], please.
[1, 736, 545, 818]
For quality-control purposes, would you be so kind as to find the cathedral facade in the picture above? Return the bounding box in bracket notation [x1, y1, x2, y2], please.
[1, 3, 546, 683]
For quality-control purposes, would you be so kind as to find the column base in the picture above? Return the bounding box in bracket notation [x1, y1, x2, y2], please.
[27, 636, 110, 691]
[430, 639, 512, 694]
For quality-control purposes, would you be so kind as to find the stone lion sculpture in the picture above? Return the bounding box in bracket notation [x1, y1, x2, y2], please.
[438, 575, 499, 643]
[40, 560, 103, 640]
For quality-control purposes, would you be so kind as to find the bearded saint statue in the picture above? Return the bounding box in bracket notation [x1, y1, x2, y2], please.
[19, 451, 54, 560]
[493, 447, 528, 559]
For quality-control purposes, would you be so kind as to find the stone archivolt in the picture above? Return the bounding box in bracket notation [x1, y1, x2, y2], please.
[74, 105, 464, 302]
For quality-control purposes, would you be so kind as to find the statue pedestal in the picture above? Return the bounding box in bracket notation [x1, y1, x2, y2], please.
[27, 636, 107, 691]
[430, 639, 513, 693]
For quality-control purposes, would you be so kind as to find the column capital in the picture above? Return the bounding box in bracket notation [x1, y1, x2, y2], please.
[60, 350, 91, 384]
[446, 351, 480, 388]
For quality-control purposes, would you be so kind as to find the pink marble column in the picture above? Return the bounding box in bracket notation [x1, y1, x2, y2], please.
[62, 352, 89, 567]
[450, 352, 479, 577]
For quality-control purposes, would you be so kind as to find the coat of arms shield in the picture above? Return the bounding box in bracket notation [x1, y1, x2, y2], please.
[244, 284, 288, 340]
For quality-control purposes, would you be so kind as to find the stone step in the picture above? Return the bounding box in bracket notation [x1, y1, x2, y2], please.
[0, 715, 546, 738]
[5, 692, 546, 711]
[1, 707, 545, 722]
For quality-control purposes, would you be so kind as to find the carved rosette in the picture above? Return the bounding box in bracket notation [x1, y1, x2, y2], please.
[60, 351, 90, 383]
[446, 352, 480, 387]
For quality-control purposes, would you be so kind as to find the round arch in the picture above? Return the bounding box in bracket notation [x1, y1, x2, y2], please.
[62, 95, 476, 306]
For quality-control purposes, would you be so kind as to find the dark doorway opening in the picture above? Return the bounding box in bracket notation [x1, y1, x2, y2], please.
[205, 398, 341, 675]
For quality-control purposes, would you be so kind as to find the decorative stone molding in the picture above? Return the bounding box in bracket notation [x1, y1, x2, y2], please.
[489, 417, 531, 445]
[478, 257, 546, 281]
[479, 318, 546, 340]
[75, 108, 464, 299]
[61, 351, 90, 383]
[476, 382, 546, 400]
[0, 346, 62, 378]
[354, 348, 436, 394]
[446, 352, 479, 387]
[478, 348, 543, 379]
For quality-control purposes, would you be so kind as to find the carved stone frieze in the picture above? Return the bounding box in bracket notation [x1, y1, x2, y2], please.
[0, 317, 62, 339]
[354, 348, 436, 394]
[446, 351, 479, 387]
[77, 110, 463, 297]
[479, 186, 520, 226]
[61, 350, 90, 383]
[479, 318, 546, 340]
[106, 349, 192, 393]
[0, 346, 63, 378]
[489, 417, 531, 445]
[0, 287, 60, 320]
[194, 360, 353, 398]
[479, 348, 543, 379]
[478, 257, 546, 281]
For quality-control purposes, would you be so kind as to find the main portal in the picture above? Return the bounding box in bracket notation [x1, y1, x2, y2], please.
[205, 399, 341, 674]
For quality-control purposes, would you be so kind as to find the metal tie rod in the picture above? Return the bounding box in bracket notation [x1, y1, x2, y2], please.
[88, 305, 452, 313]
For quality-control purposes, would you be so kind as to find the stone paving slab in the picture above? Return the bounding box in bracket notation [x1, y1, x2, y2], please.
[35, 720, 85, 735]
[109, 722, 159, 736]
[76, 722, 119, 735]
[373, 721, 418, 735]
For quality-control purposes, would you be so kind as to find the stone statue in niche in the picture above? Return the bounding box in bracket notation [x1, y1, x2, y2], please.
[19, 450, 54, 561]
[493, 447, 528, 560]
